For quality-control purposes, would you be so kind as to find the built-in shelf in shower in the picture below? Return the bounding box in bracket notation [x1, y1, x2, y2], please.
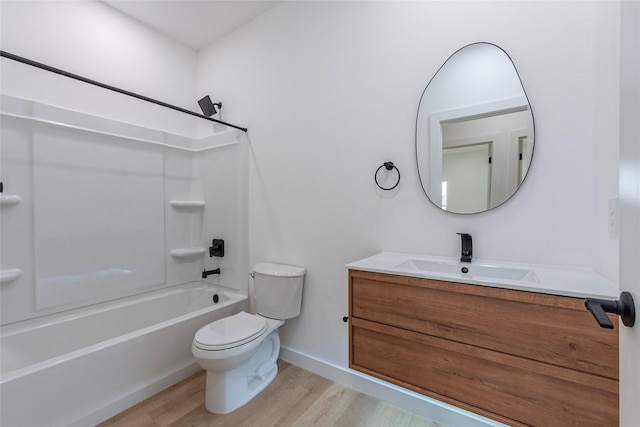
[1, 268, 22, 283]
[0, 194, 21, 206]
[170, 248, 206, 258]
[169, 200, 206, 208]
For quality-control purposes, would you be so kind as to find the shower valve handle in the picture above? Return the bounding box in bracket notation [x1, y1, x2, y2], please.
[209, 239, 224, 257]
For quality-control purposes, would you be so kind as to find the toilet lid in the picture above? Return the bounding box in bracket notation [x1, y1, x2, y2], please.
[194, 312, 267, 351]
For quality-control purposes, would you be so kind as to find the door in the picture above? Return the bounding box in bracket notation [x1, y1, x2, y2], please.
[442, 142, 491, 213]
[619, 2, 639, 425]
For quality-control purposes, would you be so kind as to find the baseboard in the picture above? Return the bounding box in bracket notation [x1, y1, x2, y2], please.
[279, 347, 507, 427]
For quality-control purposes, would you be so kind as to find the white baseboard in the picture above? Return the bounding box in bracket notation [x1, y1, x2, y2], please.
[279, 347, 507, 427]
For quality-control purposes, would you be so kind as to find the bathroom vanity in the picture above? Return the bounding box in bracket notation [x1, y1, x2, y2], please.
[347, 253, 619, 427]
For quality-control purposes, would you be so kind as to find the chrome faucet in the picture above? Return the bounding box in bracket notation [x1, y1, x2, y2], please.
[457, 233, 472, 263]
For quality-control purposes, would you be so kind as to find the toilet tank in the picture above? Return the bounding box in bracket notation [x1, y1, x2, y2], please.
[253, 262, 305, 319]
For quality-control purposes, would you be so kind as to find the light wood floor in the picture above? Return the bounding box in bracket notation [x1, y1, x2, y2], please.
[99, 360, 444, 427]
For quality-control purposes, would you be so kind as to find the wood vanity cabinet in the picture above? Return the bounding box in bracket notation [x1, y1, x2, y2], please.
[348, 270, 619, 427]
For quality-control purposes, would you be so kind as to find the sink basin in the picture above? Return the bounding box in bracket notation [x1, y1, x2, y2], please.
[397, 259, 537, 282]
[346, 252, 619, 299]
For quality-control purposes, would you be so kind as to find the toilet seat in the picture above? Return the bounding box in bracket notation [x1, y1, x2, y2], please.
[194, 312, 267, 351]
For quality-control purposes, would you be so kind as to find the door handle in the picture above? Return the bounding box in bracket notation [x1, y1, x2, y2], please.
[584, 292, 635, 329]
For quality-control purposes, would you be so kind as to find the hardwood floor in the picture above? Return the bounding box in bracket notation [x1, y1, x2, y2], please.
[99, 360, 444, 427]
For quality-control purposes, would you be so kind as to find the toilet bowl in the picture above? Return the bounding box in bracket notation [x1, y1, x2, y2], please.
[192, 312, 284, 414]
[192, 262, 305, 414]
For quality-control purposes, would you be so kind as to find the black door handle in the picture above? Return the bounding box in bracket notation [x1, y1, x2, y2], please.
[584, 292, 635, 329]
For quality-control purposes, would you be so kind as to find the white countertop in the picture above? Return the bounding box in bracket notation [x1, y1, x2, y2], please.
[346, 252, 619, 299]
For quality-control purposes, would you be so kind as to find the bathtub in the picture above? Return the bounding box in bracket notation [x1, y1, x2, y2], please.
[0, 282, 248, 427]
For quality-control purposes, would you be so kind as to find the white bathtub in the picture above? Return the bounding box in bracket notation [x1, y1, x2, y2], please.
[0, 282, 247, 427]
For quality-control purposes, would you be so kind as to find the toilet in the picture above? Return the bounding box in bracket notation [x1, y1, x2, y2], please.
[192, 262, 305, 414]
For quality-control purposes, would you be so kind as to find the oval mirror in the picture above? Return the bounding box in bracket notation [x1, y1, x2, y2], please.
[416, 43, 534, 214]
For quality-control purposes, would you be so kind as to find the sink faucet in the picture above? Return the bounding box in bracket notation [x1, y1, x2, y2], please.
[457, 233, 472, 263]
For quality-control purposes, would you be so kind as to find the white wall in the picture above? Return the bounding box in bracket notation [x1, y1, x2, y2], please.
[418, 43, 527, 120]
[591, 1, 621, 281]
[197, 1, 621, 367]
[0, 0, 198, 136]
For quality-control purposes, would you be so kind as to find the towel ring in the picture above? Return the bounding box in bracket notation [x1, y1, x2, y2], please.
[375, 162, 400, 191]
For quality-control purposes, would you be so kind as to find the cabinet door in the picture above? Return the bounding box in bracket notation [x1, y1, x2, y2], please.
[350, 270, 618, 379]
[349, 270, 620, 426]
[352, 318, 618, 427]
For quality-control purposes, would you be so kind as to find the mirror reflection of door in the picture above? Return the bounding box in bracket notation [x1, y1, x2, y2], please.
[440, 109, 529, 213]
[518, 135, 530, 184]
[442, 142, 491, 213]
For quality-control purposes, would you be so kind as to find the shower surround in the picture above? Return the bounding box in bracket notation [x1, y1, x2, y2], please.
[0, 94, 249, 421]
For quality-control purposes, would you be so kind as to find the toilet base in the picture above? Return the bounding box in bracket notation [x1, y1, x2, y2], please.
[203, 331, 280, 414]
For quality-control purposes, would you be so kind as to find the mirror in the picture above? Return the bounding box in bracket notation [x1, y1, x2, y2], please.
[416, 43, 534, 214]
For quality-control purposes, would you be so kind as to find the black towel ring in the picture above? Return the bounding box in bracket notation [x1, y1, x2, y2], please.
[375, 162, 400, 191]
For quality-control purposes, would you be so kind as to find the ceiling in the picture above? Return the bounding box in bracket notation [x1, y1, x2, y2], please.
[102, 1, 279, 50]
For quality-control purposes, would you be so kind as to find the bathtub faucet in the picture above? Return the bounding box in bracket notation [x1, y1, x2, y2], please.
[202, 268, 221, 279]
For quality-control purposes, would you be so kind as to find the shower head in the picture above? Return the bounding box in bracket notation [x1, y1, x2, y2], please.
[198, 95, 222, 116]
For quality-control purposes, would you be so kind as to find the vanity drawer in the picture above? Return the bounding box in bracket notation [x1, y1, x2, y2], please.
[349, 270, 618, 379]
[351, 318, 618, 427]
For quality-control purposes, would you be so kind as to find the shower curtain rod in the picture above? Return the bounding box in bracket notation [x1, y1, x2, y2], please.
[0, 50, 248, 133]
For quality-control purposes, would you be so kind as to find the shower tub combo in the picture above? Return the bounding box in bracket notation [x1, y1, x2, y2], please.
[0, 282, 247, 427]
